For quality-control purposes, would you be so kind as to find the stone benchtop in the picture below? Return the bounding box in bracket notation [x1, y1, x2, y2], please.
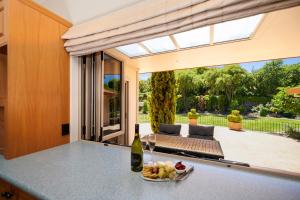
[0, 141, 300, 200]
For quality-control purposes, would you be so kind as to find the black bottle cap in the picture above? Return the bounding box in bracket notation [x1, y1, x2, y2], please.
[135, 124, 139, 133]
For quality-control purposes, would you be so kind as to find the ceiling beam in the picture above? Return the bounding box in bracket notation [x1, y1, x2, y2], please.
[169, 35, 180, 50]
[138, 43, 152, 53]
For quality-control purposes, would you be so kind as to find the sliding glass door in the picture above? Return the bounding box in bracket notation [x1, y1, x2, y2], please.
[81, 52, 124, 142]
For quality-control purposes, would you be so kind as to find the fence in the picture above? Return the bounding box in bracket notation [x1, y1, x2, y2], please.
[139, 113, 300, 134]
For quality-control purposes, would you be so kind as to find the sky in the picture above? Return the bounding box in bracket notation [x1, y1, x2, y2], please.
[104, 74, 120, 84]
[139, 57, 300, 80]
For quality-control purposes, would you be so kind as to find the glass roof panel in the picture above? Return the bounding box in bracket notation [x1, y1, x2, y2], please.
[214, 14, 263, 43]
[142, 36, 176, 53]
[173, 26, 210, 48]
[116, 43, 148, 57]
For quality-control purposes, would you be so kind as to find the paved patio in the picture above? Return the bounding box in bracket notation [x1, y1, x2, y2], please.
[140, 123, 300, 173]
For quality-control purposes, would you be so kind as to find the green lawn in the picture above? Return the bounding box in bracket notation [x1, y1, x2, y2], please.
[139, 113, 300, 134]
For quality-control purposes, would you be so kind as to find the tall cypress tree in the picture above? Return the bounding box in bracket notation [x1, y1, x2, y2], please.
[149, 71, 176, 133]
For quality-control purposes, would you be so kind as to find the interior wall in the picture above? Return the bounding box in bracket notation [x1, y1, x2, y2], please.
[109, 6, 300, 73]
[70, 56, 80, 143]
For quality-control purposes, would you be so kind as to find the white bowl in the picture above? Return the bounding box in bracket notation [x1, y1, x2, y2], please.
[176, 168, 186, 174]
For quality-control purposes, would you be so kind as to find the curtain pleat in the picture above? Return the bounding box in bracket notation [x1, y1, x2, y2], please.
[63, 0, 300, 56]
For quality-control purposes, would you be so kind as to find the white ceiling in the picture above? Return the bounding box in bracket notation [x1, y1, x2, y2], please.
[33, 0, 145, 24]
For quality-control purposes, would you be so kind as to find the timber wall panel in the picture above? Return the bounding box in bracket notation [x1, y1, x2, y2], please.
[5, 0, 70, 158]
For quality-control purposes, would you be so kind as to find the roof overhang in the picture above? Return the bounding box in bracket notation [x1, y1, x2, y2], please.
[287, 87, 300, 97]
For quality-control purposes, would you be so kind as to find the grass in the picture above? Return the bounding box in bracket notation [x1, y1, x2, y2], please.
[139, 113, 300, 134]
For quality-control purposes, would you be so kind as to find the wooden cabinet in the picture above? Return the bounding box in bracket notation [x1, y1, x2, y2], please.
[0, 0, 72, 159]
[0, 178, 36, 200]
[0, 179, 11, 200]
[0, 45, 6, 154]
[0, 0, 6, 46]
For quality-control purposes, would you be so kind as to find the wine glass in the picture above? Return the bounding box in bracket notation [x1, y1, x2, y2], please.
[141, 135, 148, 164]
[148, 133, 156, 164]
[141, 135, 148, 151]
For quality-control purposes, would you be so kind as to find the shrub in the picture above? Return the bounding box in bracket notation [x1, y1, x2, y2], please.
[229, 99, 239, 111]
[217, 95, 227, 112]
[203, 95, 211, 111]
[227, 110, 243, 123]
[204, 95, 218, 112]
[269, 106, 279, 117]
[270, 107, 279, 114]
[238, 96, 271, 104]
[272, 87, 300, 116]
[286, 126, 300, 140]
[142, 100, 148, 114]
[251, 104, 262, 113]
[259, 107, 269, 117]
[176, 96, 197, 113]
[238, 105, 246, 114]
[251, 104, 270, 116]
[282, 112, 296, 118]
[188, 108, 199, 119]
[197, 95, 206, 112]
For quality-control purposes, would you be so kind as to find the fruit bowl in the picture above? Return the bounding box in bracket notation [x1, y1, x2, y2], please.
[175, 161, 186, 174]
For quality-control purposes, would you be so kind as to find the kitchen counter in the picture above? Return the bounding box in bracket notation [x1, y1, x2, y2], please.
[0, 141, 300, 200]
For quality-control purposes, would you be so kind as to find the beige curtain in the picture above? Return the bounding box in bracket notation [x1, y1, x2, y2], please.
[63, 0, 300, 56]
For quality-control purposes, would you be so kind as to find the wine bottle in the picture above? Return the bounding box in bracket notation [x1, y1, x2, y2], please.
[131, 124, 143, 172]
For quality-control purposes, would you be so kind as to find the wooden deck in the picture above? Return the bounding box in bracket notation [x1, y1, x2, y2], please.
[145, 134, 224, 159]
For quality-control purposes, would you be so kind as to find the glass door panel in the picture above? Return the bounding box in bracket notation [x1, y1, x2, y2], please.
[81, 52, 124, 142]
[102, 53, 122, 137]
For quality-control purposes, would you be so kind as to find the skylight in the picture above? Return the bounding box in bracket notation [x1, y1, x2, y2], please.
[214, 14, 263, 43]
[142, 36, 176, 53]
[115, 14, 263, 58]
[173, 26, 210, 48]
[116, 43, 148, 57]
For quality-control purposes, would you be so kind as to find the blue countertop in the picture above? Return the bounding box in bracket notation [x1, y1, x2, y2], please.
[0, 141, 300, 200]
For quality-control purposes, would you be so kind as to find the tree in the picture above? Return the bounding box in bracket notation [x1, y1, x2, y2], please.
[139, 79, 151, 94]
[254, 60, 284, 96]
[142, 100, 148, 114]
[108, 78, 120, 91]
[139, 78, 151, 102]
[149, 71, 177, 133]
[176, 70, 197, 113]
[281, 63, 300, 87]
[204, 65, 248, 105]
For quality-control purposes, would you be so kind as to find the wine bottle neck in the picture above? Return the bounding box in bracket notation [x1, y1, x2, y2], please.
[134, 132, 140, 139]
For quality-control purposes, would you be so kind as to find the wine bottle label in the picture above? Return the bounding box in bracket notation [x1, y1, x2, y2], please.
[131, 153, 142, 167]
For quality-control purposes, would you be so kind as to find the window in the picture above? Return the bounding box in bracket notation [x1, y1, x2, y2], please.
[214, 14, 263, 43]
[142, 36, 176, 53]
[173, 26, 210, 48]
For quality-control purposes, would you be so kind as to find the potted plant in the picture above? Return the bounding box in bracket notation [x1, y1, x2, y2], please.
[188, 109, 199, 125]
[227, 110, 243, 131]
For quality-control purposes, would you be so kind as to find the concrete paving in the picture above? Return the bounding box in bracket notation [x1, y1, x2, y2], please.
[140, 123, 300, 173]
